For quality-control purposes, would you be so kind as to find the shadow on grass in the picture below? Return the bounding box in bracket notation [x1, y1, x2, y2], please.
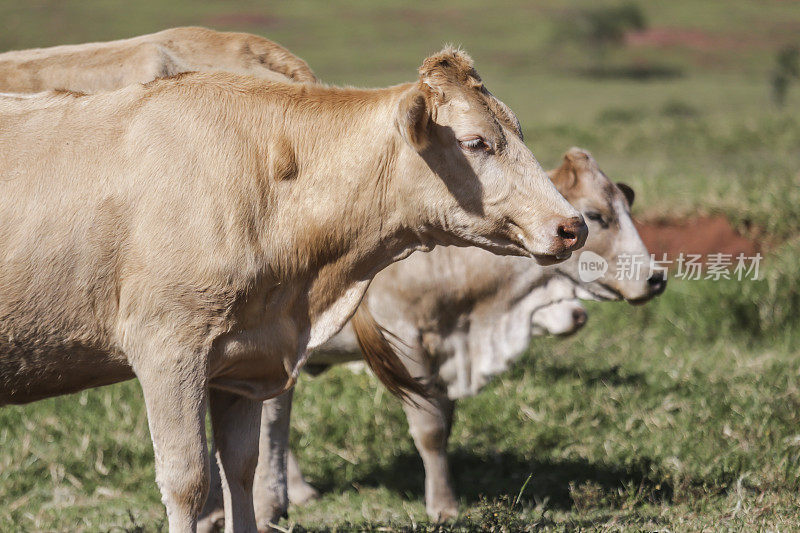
[343, 451, 676, 511]
[300, 358, 737, 517]
[535, 362, 646, 388]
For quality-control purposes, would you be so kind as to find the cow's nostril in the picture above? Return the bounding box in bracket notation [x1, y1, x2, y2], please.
[647, 272, 667, 294]
[558, 225, 576, 240]
[556, 217, 588, 252]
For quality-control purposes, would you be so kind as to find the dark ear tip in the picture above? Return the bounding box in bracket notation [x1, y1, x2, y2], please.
[616, 182, 635, 207]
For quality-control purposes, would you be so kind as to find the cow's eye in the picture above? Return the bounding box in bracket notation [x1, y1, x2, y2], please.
[458, 136, 487, 151]
[585, 211, 608, 228]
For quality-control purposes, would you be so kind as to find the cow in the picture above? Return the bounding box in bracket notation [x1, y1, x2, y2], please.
[224, 148, 665, 527]
[529, 280, 587, 337]
[0, 26, 316, 94]
[0, 49, 586, 532]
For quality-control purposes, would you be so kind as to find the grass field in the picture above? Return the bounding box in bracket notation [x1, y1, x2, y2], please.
[1, 1, 799, 531]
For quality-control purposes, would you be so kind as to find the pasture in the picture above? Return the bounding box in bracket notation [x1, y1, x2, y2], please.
[1, 0, 799, 531]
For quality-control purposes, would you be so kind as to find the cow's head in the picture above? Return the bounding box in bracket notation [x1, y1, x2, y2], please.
[531, 298, 587, 336]
[530, 278, 588, 336]
[465, 276, 587, 397]
[550, 148, 666, 303]
[396, 48, 586, 265]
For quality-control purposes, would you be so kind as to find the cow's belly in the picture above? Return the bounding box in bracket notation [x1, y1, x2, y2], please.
[206, 284, 371, 401]
[0, 345, 133, 405]
[208, 319, 302, 401]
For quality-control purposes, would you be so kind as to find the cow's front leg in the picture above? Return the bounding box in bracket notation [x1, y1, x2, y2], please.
[253, 389, 294, 530]
[404, 393, 459, 521]
[135, 353, 210, 533]
[208, 389, 262, 533]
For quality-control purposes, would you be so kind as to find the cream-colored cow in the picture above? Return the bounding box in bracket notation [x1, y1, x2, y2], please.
[226, 149, 665, 527]
[0, 49, 586, 532]
[0, 26, 316, 93]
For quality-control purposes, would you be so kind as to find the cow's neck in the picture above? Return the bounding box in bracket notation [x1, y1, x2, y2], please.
[404, 246, 550, 315]
[255, 84, 429, 350]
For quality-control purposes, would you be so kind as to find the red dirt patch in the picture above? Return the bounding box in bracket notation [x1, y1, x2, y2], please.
[626, 27, 769, 52]
[635, 216, 760, 263]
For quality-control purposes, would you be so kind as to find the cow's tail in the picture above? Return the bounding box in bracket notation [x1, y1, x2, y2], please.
[351, 305, 429, 403]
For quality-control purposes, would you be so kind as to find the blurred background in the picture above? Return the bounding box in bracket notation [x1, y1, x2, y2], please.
[1, 1, 799, 531]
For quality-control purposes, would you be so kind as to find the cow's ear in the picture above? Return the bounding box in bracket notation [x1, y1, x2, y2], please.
[617, 182, 635, 207]
[396, 87, 431, 150]
[549, 153, 579, 192]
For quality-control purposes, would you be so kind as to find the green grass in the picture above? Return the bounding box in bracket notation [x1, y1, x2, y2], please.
[3, 262, 800, 531]
[1, 0, 800, 531]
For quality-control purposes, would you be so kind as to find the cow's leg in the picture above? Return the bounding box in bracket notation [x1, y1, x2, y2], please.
[393, 333, 459, 521]
[208, 389, 262, 533]
[253, 389, 294, 529]
[135, 353, 209, 533]
[404, 392, 459, 521]
[197, 444, 225, 533]
[287, 449, 319, 504]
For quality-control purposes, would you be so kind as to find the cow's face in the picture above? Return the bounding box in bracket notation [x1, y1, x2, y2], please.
[530, 278, 587, 336]
[396, 48, 586, 266]
[551, 148, 666, 303]
[531, 298, 587, 336]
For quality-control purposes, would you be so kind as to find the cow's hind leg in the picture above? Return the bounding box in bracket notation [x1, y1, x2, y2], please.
[253, 389, 294, 529]
[404, 392, 459, 521]
[209, 389, 262, 533]
[197, 449, 225, 533]
[134, 350, 210, 533]
[394, 334, 459, 521]
[287, 449, 319, 505]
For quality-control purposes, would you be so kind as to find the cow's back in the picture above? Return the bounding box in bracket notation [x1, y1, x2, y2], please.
[154, 27, 316, 83]
[0, 27, 312, 93]
[0, 33, 180, 92]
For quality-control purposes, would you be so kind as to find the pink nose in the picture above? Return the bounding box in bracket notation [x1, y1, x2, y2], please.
[554, 216, 588, 254]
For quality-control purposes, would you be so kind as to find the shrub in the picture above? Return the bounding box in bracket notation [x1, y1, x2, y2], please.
[580, 3, 647, 50]
[771, 45, 800, 106]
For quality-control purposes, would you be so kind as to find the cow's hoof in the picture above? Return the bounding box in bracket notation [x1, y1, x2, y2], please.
[196, 509, 225, 533]
[429, 503, 459, 522]
[258, 518, 288, 533]
[257, 508, 289, 533]
[289, 480, 320, 505]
